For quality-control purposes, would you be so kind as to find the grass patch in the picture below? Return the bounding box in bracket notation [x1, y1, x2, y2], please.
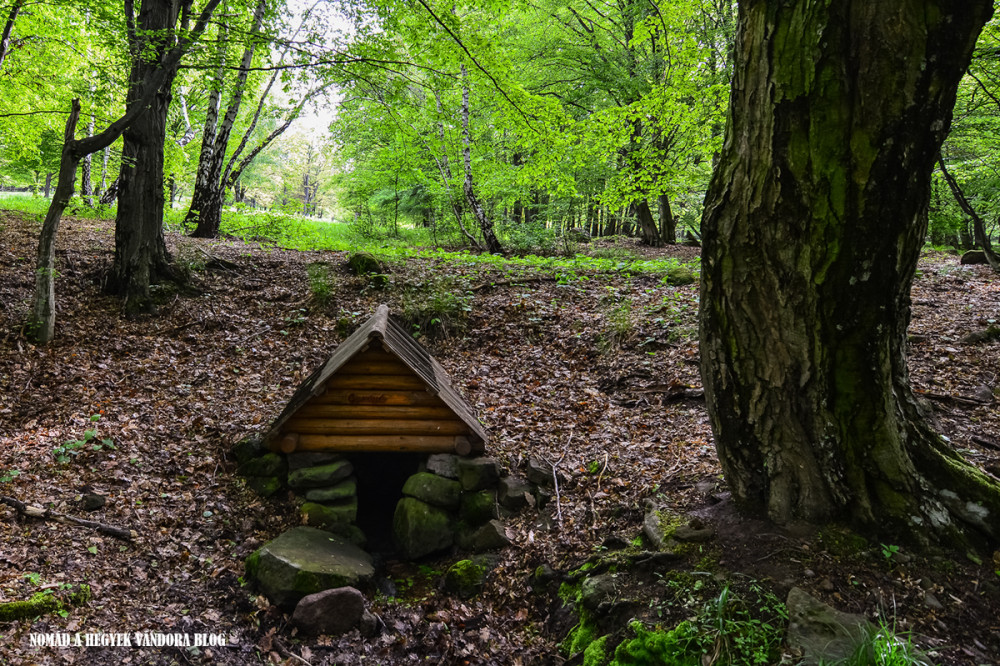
[395, 275, 473, 339]
[825, 619, 934, 666]
[2, 196, 699, 280]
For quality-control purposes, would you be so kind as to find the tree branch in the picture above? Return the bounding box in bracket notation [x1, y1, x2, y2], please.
[413, 0, 538, 133]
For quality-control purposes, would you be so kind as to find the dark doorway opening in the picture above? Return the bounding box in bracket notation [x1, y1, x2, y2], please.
[349, 451, 424, 555]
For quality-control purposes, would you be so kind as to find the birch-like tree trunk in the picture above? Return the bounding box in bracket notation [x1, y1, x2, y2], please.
[190, 0, 268, 238]
[81, 114, 95, 205]
[184, 29, 227, 231]
[460, 65, 503, 254]
[0, 0, 24, 72]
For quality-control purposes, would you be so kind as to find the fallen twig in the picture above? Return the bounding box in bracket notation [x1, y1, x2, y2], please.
[971, 435, 1000, 451]
[471, 276, 559, 292]
[596, 452, 609, 490]
[544, 442, 569, 529]
[196, 246, 241, 272]
[914, 389, 989, 406]
[1, 495, 135, 541]
[273, 636, 313, 665]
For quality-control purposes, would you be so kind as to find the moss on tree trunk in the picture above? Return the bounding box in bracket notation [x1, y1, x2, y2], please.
[699, 0, 1000, 550]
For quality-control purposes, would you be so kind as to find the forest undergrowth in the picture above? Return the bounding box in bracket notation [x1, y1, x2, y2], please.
[0, 210, 998, 665]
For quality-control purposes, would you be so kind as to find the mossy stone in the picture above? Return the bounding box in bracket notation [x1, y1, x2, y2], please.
[459, 490, 498, 525]
[663, 266, 696, 286]
[457, 519, 511, 552]
[302, 498, 358, 527]
[232, 437, 267, 464]
[0, 593, 61, 622]
[287, 451, 344, 471]
[457, 457, 500, 491]
[498, 476, 533, 510]
[402, 472, 462, 509]
[346, 252, 385, 275]
[288, 460, 354, 489]
[237, 452, 287, 478]
[246, 476, 282, 498]
[0, 584, 91, 623]
[444, 559, 488, 599]
[245, 526, 374, 607]
[304, 478, 357, 502]
[393, 498, 453, 560]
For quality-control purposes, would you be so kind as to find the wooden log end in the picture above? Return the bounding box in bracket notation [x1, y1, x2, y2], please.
[279, 432, 299, 453]
[454, 436, 472, 456]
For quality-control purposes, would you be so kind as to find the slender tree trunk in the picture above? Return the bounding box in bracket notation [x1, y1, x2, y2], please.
[99, 176, 120, 205]
[98, 146, 110, 197]
[190, 0, 268, 238]
[937, 153, 1000, 272]
[460, 65, 503, 254]
[699, 0, 999, 548]
[32, 100, 82, 343]
[184, 30, 226, 231]
[431, 88, 480, 249]
[81, 115, 95, 205]
[0, 0, 24, 72]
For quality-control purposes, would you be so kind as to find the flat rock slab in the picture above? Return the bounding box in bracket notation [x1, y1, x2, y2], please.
[786, 586, 875, 665]
[246, 526, 374, 607]
[288, 460, 354, 489]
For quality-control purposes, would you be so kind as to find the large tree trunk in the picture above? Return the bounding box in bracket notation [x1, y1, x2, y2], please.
[106, 0, 182, 312]
[657, 193, 676, 245]
[634, 198, 662, 247]
[699, 0, 1000, 549]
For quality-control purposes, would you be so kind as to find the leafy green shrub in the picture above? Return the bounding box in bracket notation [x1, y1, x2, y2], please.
[306, 262, 334, 306]
[589, 247, 639, 261]
[397, 276, 473, 338]
[499, 221, 562, 256]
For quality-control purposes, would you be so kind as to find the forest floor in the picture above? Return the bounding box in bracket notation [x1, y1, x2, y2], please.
[1, 210, 999, 665]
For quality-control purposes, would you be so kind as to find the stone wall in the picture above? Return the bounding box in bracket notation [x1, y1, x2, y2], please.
[234, 439, 557, 560]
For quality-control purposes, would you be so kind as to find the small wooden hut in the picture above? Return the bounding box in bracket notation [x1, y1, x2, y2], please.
[263, 305, 487, 456]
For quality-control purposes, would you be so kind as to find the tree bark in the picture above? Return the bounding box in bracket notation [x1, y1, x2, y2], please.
[657, 193, 675, 244]
[31, 100, 81, 343]
[699, 0, 999, 549]
[634, 198, 662, 247]
[81, 114, 95, 206]
[184, 30, 226, 232]
[106, 0, 185, 311]
[0, 0, 23, 72]
[98, 146, 110, 198]
[431, 88, 480, 249]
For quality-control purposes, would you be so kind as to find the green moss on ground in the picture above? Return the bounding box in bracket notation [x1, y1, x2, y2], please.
[0, 584, 91, 622]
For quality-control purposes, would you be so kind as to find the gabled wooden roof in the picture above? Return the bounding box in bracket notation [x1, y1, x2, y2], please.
[263, 304, 488, 454]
